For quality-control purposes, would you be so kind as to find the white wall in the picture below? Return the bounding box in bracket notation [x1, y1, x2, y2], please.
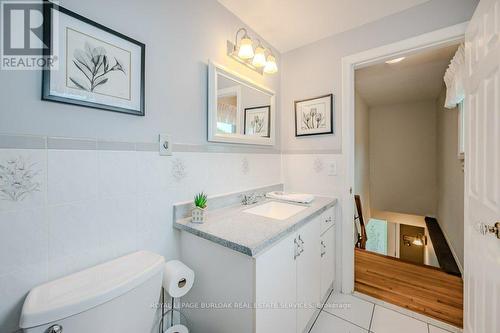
[354, 93, 371, 220]
[436, 89, 464, 267]
[280, 0, 477, 153]
[280, 0, 476, 291]
[369, 100, 437, 217]
[280, 0, 477, 216]
[0, 0, 280, 147]
[0, 1, 282, 332]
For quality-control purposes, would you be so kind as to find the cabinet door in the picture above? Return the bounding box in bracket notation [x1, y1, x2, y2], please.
[255, 232, 297, 333]
[296, 218, 321, 332]
[320, 225, 335, 299]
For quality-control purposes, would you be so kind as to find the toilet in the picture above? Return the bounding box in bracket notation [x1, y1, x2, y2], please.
[19, 251, 165, 333]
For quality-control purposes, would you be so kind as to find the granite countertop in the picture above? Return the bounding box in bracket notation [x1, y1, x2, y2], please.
[173, 196, 337, 257]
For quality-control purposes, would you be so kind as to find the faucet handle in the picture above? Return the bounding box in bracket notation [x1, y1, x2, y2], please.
[240, 192, 263, 205]
[240, 193, 254, 205]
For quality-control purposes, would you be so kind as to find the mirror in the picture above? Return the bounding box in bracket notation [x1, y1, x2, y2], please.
[208, 62, 275, 145]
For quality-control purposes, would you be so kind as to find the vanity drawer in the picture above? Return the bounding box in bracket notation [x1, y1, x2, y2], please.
[320, 207, 335, 234]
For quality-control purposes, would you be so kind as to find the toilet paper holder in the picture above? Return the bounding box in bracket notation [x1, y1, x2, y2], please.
[159, 288, 189, 333]
[160, 260, 194, 332]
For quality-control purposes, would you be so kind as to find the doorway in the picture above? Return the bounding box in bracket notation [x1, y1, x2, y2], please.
[354, 42, 464, 271]
[340, 22, 468, 327]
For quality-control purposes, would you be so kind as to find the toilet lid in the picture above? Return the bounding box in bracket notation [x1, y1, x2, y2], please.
[19, 251, 164, 328]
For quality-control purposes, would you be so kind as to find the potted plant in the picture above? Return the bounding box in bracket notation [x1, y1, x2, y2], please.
[192, 192, 207, 223]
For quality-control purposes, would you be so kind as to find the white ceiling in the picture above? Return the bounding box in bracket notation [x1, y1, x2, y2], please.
[355, 44, 459, 107]
[218, 0, 431, 52]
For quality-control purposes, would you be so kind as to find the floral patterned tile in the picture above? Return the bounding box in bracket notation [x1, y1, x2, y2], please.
[0, 149, 46, 212]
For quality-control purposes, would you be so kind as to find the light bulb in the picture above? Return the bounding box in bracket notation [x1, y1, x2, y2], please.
[252, 46, 266, 67]
[238, 36, 254, 59]
[264, 54, 278, 74]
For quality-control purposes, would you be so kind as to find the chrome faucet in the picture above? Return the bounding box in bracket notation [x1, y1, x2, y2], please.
[240, 192, 265, 205]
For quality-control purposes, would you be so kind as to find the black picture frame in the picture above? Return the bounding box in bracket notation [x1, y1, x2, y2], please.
[294, 94, 334, 137]
[42, 2, 145, 116]
[243, 105, 271, 138]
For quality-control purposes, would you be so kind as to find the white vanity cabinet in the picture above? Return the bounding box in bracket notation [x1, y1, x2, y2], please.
[319, 207, 336, 298]
[255, 231, 297, 333]
[295, 217, 321, 332]
[320, 223, 335, 298]
[255, 210, 334, 333]
[178, 199, 337, 333]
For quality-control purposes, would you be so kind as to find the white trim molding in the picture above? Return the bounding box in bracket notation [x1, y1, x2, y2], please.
[208, 61, 276, 146]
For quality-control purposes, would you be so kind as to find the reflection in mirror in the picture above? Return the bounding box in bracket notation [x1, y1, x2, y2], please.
[209, 62, 275, 146]
[217, 76, 240, 135]
[217, 75, 271, 137]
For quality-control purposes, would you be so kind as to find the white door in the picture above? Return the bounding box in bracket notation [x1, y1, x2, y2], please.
[464, 1, 500, 332]
[320, 225, 335, 298]
[296, 218, 321, 332]
[255, 232, 297, 333]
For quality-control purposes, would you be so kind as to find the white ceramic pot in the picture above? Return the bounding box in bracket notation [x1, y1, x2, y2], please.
[192, 206, 206, 223]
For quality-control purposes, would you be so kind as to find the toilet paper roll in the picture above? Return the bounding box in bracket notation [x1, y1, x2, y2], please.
[163, 260, 195, 298]
[165, 324, 189, 333]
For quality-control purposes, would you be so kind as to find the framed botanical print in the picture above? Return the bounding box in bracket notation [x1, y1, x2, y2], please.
[244, 105, 270, 137]
[42, 2, 145, 116]
[294, 94, 334, 137]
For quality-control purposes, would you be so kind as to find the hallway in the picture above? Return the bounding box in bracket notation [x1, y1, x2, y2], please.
[354, 248, 463, 328]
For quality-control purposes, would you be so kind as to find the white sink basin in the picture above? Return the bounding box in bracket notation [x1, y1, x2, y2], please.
[243, 201, 307, 220]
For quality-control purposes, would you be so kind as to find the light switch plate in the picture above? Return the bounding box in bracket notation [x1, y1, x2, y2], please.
[328, 161, 337, 176]
[159, 134, 172, 156]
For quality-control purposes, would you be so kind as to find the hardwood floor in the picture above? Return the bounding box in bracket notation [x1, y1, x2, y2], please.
[355, 248, 463, 328]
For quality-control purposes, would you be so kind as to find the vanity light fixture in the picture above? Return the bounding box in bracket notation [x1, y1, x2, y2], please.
[385, 57, 406, 64]
[227, 28, 278, 75]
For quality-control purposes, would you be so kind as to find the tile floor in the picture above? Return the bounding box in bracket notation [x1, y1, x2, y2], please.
[310, 292, 462, 333]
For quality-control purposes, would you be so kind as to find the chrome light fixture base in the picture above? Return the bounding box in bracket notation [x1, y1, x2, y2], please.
[226, 40, 264, 75]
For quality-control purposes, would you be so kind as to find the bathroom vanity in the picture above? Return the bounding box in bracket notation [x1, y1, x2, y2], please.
[174, 188, 337, 333]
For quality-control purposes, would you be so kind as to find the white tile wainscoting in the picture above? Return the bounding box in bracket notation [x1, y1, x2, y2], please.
[282, 153, 344, 198]
[0, 145, 281, 333]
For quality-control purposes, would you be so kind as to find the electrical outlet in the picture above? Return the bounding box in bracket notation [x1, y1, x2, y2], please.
[328, 161, 337, 176]
[159, 134, 172, 156]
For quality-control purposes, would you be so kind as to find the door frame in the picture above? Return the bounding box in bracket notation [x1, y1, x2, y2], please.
[340, 22, 468, 293]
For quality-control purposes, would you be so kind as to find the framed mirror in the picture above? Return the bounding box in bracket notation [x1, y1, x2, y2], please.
[208, 61, 276, 145]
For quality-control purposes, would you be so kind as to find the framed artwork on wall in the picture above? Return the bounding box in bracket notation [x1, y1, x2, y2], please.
[42, 2, 145, 116]
[294, 94, 334, 137]
[244, 105, 270, 137]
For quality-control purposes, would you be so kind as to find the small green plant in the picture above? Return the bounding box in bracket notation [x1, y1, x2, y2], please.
[194, 192, 208, 209]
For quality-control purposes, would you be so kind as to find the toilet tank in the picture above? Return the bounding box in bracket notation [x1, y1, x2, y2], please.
[20, 251, 165, 333]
